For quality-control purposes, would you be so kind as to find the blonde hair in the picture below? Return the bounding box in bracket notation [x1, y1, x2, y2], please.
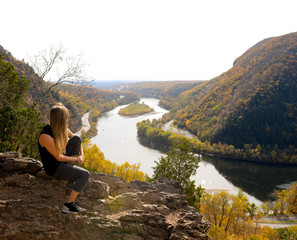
[50, 103, 69, 154]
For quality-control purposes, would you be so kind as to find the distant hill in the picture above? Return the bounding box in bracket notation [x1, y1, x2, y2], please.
[93, 80, 139, 90]
[116, 80, 203, 98]
[114, 80, 204, 109]
[172, 32, 297, 150]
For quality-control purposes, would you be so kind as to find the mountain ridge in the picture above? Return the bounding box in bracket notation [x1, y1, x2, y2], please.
[172, 32, 297, 150]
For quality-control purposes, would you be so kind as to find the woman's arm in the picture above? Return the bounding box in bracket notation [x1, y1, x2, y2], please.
[39, 134, 78, 163]
[68, 129, 74, 138]
[79, 143, 84, 164]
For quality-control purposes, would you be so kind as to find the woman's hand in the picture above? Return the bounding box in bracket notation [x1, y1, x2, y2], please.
[77, 155, 84, 165]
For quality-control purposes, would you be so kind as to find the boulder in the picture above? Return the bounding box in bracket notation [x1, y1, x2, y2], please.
[81, 178, 109, 199]
[131, 178, 183, 194]
[107, 192, 141, 213]
[0, 154, 42, 175]
[169, 211, 210, 240]
[90, 172, 133, 195]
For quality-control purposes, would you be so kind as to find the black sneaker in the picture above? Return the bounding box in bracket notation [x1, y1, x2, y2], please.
[61, 202, 86, 214]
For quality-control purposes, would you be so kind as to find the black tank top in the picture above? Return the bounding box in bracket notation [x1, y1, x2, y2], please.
[38, 124, 60, 176]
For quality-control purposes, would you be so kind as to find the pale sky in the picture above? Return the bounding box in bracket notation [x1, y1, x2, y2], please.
[2, 0, 297, 81]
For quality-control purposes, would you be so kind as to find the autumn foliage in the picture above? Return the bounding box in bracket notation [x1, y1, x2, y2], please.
[118, 102, 154, 116]
[82, 139, 147, 182]
[167, 32, 297, 152]
[137, 119, 297, 163]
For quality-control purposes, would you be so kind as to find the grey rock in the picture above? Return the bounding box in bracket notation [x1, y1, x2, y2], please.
[107, 192, 141, 212]
[91, 172, 133, 195]
[131, 178, 183, 194]
[82, 178, 109, 199]
[0, 155, 42, 174]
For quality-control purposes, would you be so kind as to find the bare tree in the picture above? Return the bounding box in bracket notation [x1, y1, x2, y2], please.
[29, 45, 93, 106]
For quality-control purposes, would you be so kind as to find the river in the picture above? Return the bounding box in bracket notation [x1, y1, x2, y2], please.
[91, 98, 297, 205]
[91, 98, 167, 176]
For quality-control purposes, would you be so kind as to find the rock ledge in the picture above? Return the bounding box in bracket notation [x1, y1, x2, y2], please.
[0, 152, 210, 240]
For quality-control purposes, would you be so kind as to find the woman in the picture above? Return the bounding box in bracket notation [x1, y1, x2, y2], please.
[38, 103, 90, 214]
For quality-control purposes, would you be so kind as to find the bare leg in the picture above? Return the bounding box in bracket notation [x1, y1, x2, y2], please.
[67, 190, 79, 203]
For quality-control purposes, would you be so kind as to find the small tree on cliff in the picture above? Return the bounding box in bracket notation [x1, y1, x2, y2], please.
[152, 138, 204, 210]
[29, 44, 93, 107]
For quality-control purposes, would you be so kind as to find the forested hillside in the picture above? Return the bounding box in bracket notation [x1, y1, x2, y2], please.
[0, 45, 139, 131]
[0, 46, 61, 121]
[0, 45, 139, 157]
[0, 45, 88, 131]
[171, 32, 297, 150]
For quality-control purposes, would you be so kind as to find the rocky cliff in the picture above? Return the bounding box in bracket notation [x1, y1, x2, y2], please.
[0, 152, 210, 240]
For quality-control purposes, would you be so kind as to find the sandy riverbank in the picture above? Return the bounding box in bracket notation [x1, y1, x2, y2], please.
[162, 120, 198, 140]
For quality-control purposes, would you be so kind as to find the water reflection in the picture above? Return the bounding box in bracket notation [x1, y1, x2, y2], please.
[201, 155, 297, 202]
